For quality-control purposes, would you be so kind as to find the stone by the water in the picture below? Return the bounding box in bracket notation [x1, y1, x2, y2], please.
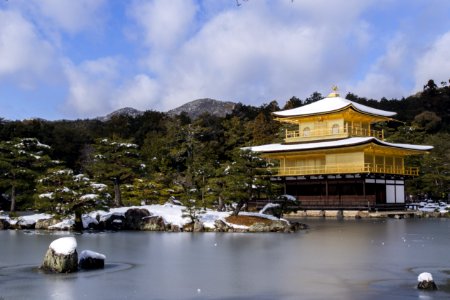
[417, 272, 438, 290]
[124, 208, 151, 230]
[79, 250, 106, 270]
[41, 237, 78, 273]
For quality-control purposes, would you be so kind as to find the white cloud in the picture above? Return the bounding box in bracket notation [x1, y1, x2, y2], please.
[33, 0, 107, 34]
[156, 1, 374, 109]
[0, 10, 57, 88]
[352, 35, 411, 99]
[130, 0, 197, 49]
[113, 74, 160, 110]
[62, 58, 119, 117]
[4, 0, 450, 120]
[129, 0, 197, 71]
[63, 58, 160, 117]
[413, 31, 450, 91]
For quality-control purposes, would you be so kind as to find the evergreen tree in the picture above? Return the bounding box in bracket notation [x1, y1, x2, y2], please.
[0, 138, 52, 211]
[85, 138, 145, 207]
[283, 96, 303, 110]
[223, 149, 277, 216]
[35, 167, 110, 230]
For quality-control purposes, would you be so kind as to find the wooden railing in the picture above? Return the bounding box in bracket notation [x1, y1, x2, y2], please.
[269, 163, 419, 176]
[299, 195, 376, 208]
[285, 125, 384, 142]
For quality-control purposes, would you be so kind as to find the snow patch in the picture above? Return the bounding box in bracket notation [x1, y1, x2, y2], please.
[39, 192, 54, 199]
[418, 272, 433, 282]
[17, 213, 52, 226]
[79, 250, 106, 260]
[49, 219, 75, 230]
[49, 237, 77, 255]
[259, 203, 280, 214]
[80, 194, 98, 200]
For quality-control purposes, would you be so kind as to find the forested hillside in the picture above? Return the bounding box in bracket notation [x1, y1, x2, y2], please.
[0, 80, 449, 212]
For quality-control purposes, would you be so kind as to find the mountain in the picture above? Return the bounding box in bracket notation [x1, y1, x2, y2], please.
[98, 107, 144, 121]
[167, 98, 236, 119]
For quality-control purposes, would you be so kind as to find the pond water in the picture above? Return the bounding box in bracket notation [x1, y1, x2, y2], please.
[1, 218, 449, 300]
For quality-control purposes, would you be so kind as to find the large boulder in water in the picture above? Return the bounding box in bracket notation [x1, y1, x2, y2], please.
[41, 237, 78, 273]
[124, 208, 151, 230]
[417, 272, 438, 290]
[79, 250, 106, 270]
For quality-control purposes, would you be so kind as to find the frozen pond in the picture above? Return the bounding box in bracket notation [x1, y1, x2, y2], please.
[1, 218, 449, 299]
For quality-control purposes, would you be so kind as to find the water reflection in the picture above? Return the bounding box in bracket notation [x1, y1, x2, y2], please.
[0, 218, 449, 299]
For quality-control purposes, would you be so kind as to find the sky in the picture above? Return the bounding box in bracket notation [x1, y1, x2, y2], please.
[1, 0, 450, 121]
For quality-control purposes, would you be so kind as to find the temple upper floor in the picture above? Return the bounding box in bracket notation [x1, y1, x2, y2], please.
[273, 90, 395, 143]
[284, 118, 384, 143]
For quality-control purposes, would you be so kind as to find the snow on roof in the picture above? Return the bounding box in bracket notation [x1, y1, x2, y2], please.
[248, 137, 433, 153]
[274, 96, 396, 118]
[49, 237, 77, 255]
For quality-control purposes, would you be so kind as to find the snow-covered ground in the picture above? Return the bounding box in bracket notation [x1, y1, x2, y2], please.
[416, 201, 450, 213]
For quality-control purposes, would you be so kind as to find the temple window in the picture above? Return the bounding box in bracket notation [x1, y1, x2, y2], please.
[332, 124, 339, 134]
[303, 127, 311, 137]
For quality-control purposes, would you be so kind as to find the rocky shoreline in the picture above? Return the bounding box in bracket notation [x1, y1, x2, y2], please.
[0, 208, 308, 233]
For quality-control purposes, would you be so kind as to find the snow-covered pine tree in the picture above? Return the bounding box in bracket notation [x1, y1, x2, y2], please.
[36, 167, 110, 230]
[0, 138, 52, 211]
[84, 138, 145, 207]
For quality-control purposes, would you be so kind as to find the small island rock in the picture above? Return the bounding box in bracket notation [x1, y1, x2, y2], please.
[41, 237, 78, 273]
[79, 250, 106, 270]
[417, 272, 438, 290]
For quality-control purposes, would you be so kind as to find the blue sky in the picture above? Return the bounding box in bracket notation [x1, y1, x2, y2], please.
[1, 0, 450, 120]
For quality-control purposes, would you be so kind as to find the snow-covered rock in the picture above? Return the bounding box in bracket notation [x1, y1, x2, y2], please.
[50, 237, 77, 255]
[41, 237, 78, 273]
[417, 272, 437, 290]
[15, 213, 52, 229]
[79, 250, 106, 270]
[49, 219, 75, 231]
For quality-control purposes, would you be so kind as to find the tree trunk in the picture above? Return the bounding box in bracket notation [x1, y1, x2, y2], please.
[232, 199, 246, 216]
[114, 178, 122, 207]
[74, 209, 83, 232]
[217, 195, 225, 212]
[10, 185, 16, 212]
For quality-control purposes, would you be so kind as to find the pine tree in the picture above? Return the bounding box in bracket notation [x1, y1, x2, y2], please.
[0, 138, 52, 211]
[84, 138, 145, 207]
[222, 149, 278, 216]
[36, 167, 110, 230]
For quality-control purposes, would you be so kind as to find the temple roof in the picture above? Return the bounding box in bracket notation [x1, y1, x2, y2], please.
[274, 96, 396, 118]
[248, 137, 433, 153]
